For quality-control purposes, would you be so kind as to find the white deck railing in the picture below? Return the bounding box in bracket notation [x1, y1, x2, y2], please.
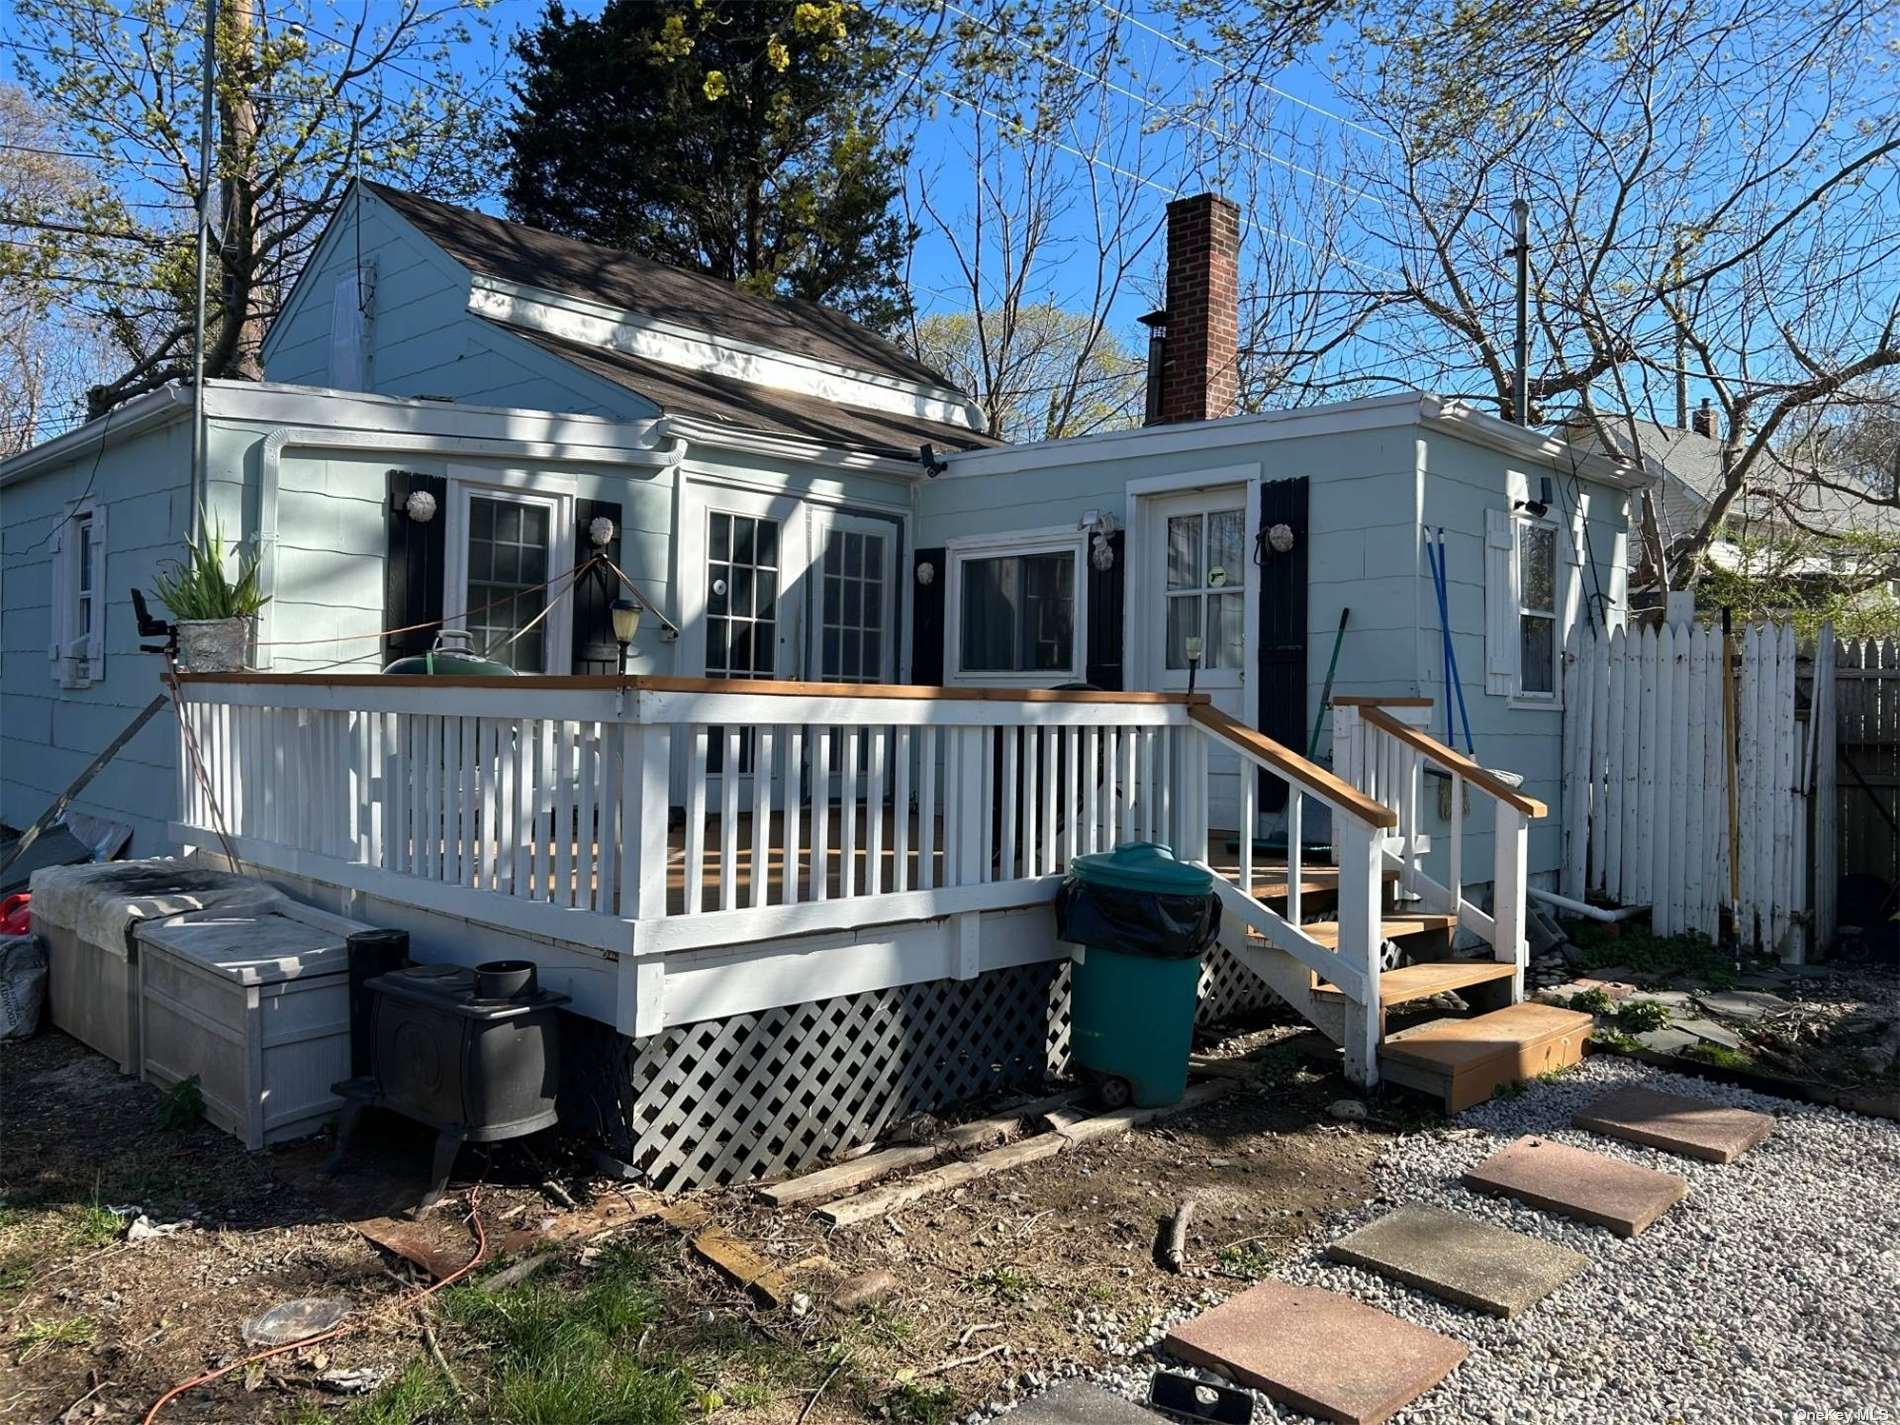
[172, 674, 1400, 1076]
[1331, 699, 1545, 1001]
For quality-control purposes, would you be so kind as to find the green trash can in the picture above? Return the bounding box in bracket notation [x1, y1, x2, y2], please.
[1055, 842, 1222, 1109]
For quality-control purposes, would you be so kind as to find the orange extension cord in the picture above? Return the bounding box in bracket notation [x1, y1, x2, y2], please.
[140, 1189, 489, 1425]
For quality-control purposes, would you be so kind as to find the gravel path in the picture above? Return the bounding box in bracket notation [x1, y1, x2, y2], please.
[1085, 1058, 1900, 1424]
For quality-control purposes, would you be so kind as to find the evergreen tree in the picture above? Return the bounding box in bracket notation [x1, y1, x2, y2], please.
[505, 1, 916, 331]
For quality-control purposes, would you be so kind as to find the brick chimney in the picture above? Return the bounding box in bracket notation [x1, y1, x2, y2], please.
[1691, 397, 1718, 439]
[1145, 193, 1240, 426]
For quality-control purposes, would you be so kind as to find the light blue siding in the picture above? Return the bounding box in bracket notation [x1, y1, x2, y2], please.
[1, 417, 193, 855]
[261, 187, 659, 421]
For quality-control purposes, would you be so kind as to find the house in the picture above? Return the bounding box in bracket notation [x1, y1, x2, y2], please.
[2, 184, 1642, 1186]
[1564, 406, 1900, 600]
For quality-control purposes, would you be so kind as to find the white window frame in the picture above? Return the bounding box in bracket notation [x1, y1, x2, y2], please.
[440, 468, 576, 674]
[1513, 510, 1561, 704]
[944, 526, 1088, 687]
[49, 497, 106, 689]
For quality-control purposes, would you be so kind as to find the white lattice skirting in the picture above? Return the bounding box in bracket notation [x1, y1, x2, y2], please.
[565, 946, 1282, 1194]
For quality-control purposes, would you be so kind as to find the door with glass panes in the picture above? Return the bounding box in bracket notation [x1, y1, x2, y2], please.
[1143, 487, 1252, 823]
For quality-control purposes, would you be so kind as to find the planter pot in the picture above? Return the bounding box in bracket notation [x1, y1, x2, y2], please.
[175, 617, 254, 673]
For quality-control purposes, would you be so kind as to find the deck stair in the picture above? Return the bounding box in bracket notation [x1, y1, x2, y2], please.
[1197, 697, 1560, 1109]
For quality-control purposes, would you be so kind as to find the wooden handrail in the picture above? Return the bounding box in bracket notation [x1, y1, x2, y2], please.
[1358, 705, 1548, 817]
[1328, 695, 1433, 708]
[1187, 704, 1397, 829]
[176, 671, 1211, 706]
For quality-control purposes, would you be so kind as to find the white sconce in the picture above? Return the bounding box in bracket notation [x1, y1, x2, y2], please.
[916, 560, 936, 586]
[1267, 521, 1296, 554]
[588, 515, 616, 547]
[402, 489, 437, 523]
[1082, 509, 1118, 571]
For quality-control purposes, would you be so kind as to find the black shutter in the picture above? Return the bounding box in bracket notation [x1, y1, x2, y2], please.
[1084, 531, 1125, 690]
[1257, 477, 1310, 810]
[912, 546, 946, 685]
[384, 470, 447, 664]
[571, 499, 624, 675]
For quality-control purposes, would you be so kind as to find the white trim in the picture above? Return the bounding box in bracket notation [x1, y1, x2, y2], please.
[940, 391, 1646, 491]
[467, 275, 988, 434]
[664, 414, 932, 477]
[1123, 464, 1261, 697]
[441, 470, 578, 674]
[1506, 506, 1563, 710]
[680, 461, 912, 515]
[943, 527, 1088, 686]
[50, 496, 106, 688]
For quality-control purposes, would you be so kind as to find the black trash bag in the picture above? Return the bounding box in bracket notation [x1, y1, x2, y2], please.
[1054, 876, 1221, 959]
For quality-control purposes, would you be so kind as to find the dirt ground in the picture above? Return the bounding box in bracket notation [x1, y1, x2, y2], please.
[0, 1019, 1390, 1425]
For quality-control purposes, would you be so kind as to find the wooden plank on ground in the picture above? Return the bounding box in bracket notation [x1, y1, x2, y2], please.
[691, 1226, 794, 1308]
[819, 1082, 1230, 1228]
[756, 1092, 1080, 1208]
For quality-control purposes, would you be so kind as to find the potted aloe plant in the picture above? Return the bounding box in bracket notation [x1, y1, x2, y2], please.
[153, 513, 270, 672]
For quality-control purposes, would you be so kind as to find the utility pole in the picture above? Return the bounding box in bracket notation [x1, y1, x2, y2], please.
[1510, 198, 1530, 427]
[189, 0, 219, 540]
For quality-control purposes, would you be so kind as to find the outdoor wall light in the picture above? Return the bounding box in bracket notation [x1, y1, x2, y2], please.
[916, 560, 936, 586]
[611, 598, 641, 674]
[1184, 634, 1203, 695]
[589, 515, 616, 547]
[402, 489, 437, 523]
[1268, 521, 1296, 554]
[1090, 533, 1115, 572]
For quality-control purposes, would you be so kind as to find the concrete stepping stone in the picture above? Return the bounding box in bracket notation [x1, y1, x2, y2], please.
[1462, 1135, 1687, 1238]
[1325, 1205, 1589, 1318]
[998, 1382, 1168, 1425]
[1573, 1085, 1773, 1164]
[1162, 1279, 1467, 1425]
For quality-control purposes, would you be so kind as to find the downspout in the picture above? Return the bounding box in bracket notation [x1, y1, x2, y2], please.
[254, 419, 686, 669]
[1526, 884, 1646, 923]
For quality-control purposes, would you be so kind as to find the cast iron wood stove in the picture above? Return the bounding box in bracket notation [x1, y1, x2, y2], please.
[330, 960, 567, 1206]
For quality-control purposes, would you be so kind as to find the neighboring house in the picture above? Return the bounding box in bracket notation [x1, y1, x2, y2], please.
[1564, 406, 1899, 598]
[3, 184, 1640, 874]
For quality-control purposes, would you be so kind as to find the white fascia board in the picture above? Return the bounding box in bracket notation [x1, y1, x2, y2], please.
[467, 275, 988, 435]
[1420, 398, 1649, 491]
[938, 392, 1436, 477]
[0, 385, 191, 488]
[201, 378, 678, 456]
[664, 413, 926, 477]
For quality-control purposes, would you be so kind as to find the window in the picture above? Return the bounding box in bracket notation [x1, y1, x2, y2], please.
[1515, 517, 1558, 697]
[464, 495, 552, 672]
[1164, 507, 1246, 671]
[704, 512, 780, 680]
[959, 551, 1075, 675]
[50, 500, 106, 687]
[817, 528, 887, 683]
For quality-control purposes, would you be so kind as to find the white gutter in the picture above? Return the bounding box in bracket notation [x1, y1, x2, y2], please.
[255, 420, 686, 666]
[0, 386, 192, 489]
[662, 413, 931, 477]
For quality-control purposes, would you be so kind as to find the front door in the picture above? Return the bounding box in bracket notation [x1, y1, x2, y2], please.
[808, 511, 896, 688]
[1142, 486, 1252, 828]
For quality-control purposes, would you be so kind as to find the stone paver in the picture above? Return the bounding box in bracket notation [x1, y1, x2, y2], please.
[1001, 1382, 1169, 1425]
[1461, 1135, 1688, 1237]
[1163, 1279, 1467, 1425]
[1692, 989, 1786, 1021]
[1325, 1205, 1590, 1318]
[1572, 1085, 1774, 1163]
[1634, 1026, 1702, 1056]
[1675, 1016, 1747, 1050]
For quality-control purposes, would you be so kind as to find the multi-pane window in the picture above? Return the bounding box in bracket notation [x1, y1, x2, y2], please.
[704, 513, 779, 679]
[1516, 518, 1557, 697]
[1165, 508, 1245, 670]
[465, 496, 551, 672]
[818, 530, 886, 683]
[958, 551, 1075, 675]
[74, 512, 95, 645]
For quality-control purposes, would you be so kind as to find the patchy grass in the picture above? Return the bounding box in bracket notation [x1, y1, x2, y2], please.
[16, 1314, 96, 1362]
[1214, 1241, 1278, 1281]
[963, 1265, 1035, 1304]
[1684, 1043, 1758, 1072]
[1562, 921, 1764, 989]
[881, 1379, 960, 1425]
[1491, 1079, 1530, 1101]
[1566, 990, 1674, 1036]
[156, 1075, 207, 1131]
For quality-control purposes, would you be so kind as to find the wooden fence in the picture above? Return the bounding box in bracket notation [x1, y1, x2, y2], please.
[1815, 637, 1900, 948]
[1561, 620, 1810, 958]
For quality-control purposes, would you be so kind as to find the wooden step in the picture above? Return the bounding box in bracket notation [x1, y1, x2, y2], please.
[1312, 959, 1516, 1004]
[1300, 914, 1457, 950]
[1378, 1003, 1593, 1113]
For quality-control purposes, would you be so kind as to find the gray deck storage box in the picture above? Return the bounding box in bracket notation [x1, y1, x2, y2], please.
[29, 861, 285, 1073]
[135, 903, 368, 1150]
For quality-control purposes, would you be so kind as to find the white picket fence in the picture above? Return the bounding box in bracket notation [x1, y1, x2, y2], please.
[1562, 619, 1810, 958]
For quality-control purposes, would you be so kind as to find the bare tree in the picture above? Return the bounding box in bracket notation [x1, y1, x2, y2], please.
[6, 0, 499, 419]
